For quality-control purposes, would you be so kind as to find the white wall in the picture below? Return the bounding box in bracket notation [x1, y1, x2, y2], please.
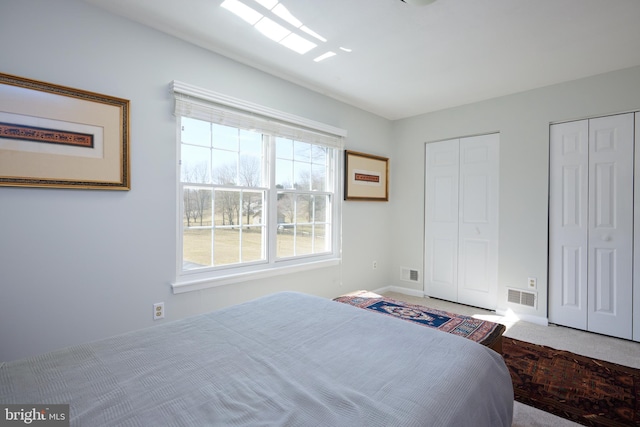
[390, 65, 640, 323]
[0, 0, 393, 361]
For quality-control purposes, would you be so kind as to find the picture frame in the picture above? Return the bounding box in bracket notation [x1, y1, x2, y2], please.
[0, 72, 130, 190]
[344, 150, 389, 201]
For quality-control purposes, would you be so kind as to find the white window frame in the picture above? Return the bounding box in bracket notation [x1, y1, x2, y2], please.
[171, 81, 346, 294]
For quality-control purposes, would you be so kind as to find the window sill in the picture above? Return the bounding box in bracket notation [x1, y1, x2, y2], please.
[171, 258, 341, 294]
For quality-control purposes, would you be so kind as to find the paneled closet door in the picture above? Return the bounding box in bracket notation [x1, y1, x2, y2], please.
[457, 134, 500, 310]
[425, 139, 460, 303]
[549, 120, 589, 330]
[424, 134, 499, 310]
[549, 113, 634, 340]
[587, 114, 633, 339]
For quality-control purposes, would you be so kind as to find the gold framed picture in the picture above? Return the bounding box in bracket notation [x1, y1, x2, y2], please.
[0, 72, 130, 190]
[344, 150, 389, 201]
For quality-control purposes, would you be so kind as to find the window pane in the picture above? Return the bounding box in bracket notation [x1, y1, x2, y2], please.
[183, 228, 212, 269]
[294, 140, 311, 162]
[276, 230, 294, 258]
[311, 164, 326, 191]
[276, 137, 293, 159]
[215, 190, 240, 226]
[183, 185, 214, 271]
[277, 193, 295, 226]
[184, 187, 213, 227]
[295, 194, 312, 223]
[311, 145, 327, 165]
[241, 226, 264, 262]
[294, 161, 311, 190]
[240, 129, 262, 155]
[212, 124, 239, 151]
[242, 191, 264, 225]
[239, 155, 262, 187]
[214, 228, 239, 266]
[212, 150, 238, 185]
[314, 224, 328, 252]
[181, 145, 211, 183]
[181, 117, 211, 147]
[296, 224, 313, 255]
[313, 195, 328, 222]
[276, 158, 294, 189]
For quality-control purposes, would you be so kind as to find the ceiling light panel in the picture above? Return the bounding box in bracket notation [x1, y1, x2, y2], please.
[279, 33, 316, 54]
[221, 0, 263, 25]
[254, 17, 290, 41]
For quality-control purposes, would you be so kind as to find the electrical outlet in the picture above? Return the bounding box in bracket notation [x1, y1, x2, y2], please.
[372, 260, 378, 270]
[153, 302, 164, 320]
[527, 277, 537, 290]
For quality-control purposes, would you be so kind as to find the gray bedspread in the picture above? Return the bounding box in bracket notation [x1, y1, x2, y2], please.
[1, 292, 513, 426]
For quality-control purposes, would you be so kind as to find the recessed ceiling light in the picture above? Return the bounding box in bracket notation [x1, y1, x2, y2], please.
[221, 0, 263, 25]
[339, 47, 352, 53]
[254, 16, 291, 41]
[314, 51, 336, 62]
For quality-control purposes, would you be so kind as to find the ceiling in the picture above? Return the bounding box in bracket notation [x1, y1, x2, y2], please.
[82, 0, 640, 120]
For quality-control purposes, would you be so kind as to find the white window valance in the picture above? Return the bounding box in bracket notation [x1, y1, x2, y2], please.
[172, 80, 346, 149]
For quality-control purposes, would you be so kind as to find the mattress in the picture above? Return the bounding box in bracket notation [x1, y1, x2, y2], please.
[1, 291, 513, 426]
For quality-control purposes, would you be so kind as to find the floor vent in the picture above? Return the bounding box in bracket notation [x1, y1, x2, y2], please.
[507, 288, 536, 308]
[400, 267, 419, 282]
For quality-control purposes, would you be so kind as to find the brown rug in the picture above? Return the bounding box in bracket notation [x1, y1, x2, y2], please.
[502, 337, 640, 426]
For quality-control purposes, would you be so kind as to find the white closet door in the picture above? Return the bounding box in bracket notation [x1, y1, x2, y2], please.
[635, 112, 640, 343]
[549, 113, 634, 340]
[425, 134, 499, 310]
[457, 134, 500, 310]
[425, 139, 460, 302]
[587, 114, 633, 339]
[549, 120, 589, 330]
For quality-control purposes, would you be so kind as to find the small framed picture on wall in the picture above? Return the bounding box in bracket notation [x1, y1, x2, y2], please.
[344, 150, 389, 201]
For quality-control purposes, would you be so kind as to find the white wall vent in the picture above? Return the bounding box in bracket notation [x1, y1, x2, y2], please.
[507, 288, 537, 308]
[400, 267, 420, 282]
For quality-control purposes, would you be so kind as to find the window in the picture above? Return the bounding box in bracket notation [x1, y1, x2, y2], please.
[172, 81, 345, 293]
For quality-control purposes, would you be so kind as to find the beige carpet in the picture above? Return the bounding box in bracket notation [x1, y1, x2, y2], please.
[382, 291, 640, 427]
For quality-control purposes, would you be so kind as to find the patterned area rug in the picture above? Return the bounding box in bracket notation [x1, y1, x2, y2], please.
[502, 337, 640, 426]
[333, 291, 505, 349]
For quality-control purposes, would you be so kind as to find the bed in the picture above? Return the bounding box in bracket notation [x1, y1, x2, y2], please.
[0, 292, 513, 426]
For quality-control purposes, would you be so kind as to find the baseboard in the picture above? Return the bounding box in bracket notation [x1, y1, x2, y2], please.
[371, 285, 425, 298]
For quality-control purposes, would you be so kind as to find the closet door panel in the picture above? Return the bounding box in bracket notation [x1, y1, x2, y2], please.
[549, 120, 589, 330]
[424, 140, 460, 302]
[457, 134, 499, 310]
[587, 114, 634, 339]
